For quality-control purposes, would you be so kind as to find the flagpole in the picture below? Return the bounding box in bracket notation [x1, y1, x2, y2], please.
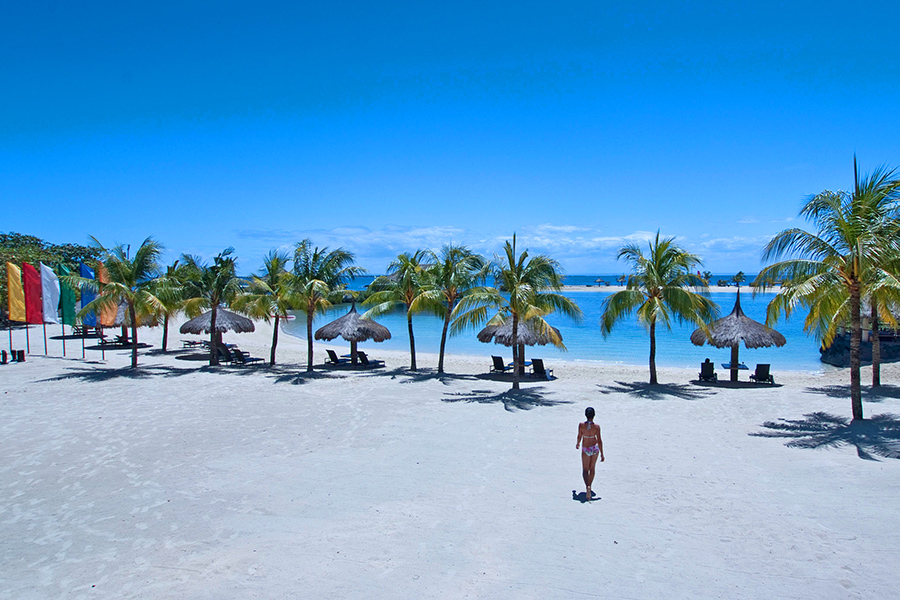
[100, 326, 105, 361]
[61, 323, 66, 357]
[82, 330, 85, 359]
[43, 322, 48, 355]
[25, 325, 30, 354]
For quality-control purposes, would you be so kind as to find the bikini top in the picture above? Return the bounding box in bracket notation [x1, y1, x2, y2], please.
[582, 422, 598, 442]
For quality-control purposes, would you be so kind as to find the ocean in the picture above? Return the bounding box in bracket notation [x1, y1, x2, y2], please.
[283, 277, 830, 373]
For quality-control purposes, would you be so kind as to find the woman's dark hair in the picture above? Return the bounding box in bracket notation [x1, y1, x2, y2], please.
[585, 407, 595, 420]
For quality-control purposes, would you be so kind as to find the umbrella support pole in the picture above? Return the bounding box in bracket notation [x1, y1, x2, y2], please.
[730, 345, 739, 382]
[350, 340, 358, 365]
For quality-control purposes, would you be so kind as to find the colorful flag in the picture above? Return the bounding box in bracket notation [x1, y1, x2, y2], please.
[6, 262, 26, 322]
[40, 263, 61, 324]
[22, 263, 43, 325]
[57, 265, 76, 326]
[96, 261, 117, 327]
[80, 262, 97, 327]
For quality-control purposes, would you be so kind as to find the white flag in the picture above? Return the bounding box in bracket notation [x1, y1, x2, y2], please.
[40, 262, 61, 324]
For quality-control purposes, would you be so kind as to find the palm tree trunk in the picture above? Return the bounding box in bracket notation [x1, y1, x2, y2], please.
[871, 302, 880, 388]
[162, 314, 169, 352]
[511, 316, 520, 390]
[210, 306, 219, 366]
[438, 310, 451, 374]
[270, 315, 279, 365]
[649, 319, 658, 385]
[407, 310, 417, 371]
[850, 281, 863, 420]
[129, 303, 138, 369]
[306, 310, 314, 372]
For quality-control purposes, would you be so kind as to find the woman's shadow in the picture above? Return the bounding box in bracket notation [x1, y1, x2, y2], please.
[572, 490, 599, 502]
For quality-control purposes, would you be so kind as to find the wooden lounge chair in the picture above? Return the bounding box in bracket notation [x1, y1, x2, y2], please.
[233, 348, 264, 365]
[749, 364, 774, 384]
[698, 360, 717, 382]
[490, 355, 512, 373]
[531, 358, 553, 380]
[326, 349, 349, 365]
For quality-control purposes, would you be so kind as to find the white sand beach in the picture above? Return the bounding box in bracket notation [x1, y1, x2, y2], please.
[2, 319, 899, 599]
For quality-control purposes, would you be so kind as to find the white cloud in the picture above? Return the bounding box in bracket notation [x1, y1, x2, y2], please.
[232, 224, 772, 273]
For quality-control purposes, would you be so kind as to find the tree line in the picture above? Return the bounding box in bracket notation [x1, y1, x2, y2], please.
[4, 157, 899, 419]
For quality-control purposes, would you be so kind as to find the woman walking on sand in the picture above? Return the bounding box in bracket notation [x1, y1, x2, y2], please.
[576, 407, 604, 500]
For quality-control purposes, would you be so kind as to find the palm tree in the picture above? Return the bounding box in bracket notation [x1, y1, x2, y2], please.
[453, 235, 583, 389]
[362, 249, 430, 370]
[292, 239, 365, 372]
[153, 259, 187, 352]
[69, 237, 165, 369]
[757, 158, 900, 419]
[411, 244, 487, 374]
[600, 231, 717, 385]
[733, 271, 746, 287]
[180, 248, 244, 366]
[232, 250, 294, 365]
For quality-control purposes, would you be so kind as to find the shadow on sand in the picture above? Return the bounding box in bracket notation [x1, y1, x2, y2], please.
[751, 411, 900, 460]
[442, 386, 571, 411]
[598, 381, 717, 400]
[804, 384, 900, 403]
[39, 364, 198, 382]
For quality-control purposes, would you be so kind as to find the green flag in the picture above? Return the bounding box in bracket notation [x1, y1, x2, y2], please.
[57, 265, 77, 326]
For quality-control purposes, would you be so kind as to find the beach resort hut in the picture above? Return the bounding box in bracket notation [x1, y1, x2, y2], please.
[690, 290, 786, 381]
[180, 308, 255, 365]
[314, 304, 391, 365]
[477, 317, 564, 370]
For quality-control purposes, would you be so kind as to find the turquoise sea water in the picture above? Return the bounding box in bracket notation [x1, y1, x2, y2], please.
[284, 285, 829, 373]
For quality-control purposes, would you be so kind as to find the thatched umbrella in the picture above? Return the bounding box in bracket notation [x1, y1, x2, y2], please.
[179, 308, 255, 335]
[314, 304, 391, 364]
[690, 289, 786, 381]
[477, 317, 563, 367]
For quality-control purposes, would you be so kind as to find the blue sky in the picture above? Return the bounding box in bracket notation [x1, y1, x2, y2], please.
[3, 1, 899, 275]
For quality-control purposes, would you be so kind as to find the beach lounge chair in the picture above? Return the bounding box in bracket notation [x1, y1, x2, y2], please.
[233, 348, 264, 365]
[217, 345, 234, 364]
[531, 358, 553, 380]
[490, 355, 512, 373]
[698, 359, 717, 382]
[749, 364, 774, 384]
[326, 349, 349, 365]
[357, 351, 383, 367]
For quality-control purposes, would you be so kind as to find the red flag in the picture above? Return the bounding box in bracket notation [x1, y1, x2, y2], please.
[22, 262, 44, 324]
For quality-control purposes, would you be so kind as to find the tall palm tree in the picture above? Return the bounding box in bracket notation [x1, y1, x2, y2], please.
[600, 231, 717, 385]
[69, 237, 165, 369]
[232, 250, 294, 365]
[757, 158, 900, 419]
[362, 249, 430, 370]
[180, 248, 244, 366]
[153, 259, 187, 352]
[453, 235, 583, 389]
[292, 239, 364, 372]
[411, 244, 487, 374]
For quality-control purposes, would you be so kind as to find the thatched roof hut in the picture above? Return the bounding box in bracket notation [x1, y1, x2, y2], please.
[477, 318, 562, 347]
[314, 304, 391, 364]
[477, 316, 564, 367]
[690, 290, 785, 381]
[179, 308, 255, 334]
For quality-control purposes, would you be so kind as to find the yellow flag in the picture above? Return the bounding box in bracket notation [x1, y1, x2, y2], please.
[6, 262, 26, 322]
